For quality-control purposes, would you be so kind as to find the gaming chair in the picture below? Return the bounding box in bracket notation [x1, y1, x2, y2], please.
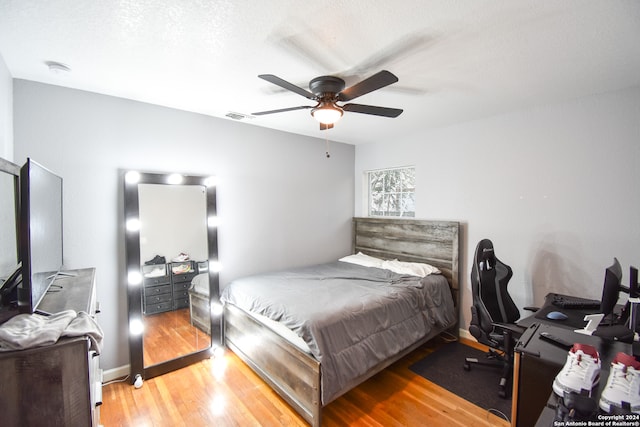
[463, 239, 527, 398]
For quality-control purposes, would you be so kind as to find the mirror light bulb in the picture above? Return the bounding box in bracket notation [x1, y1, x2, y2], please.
[208, 216, 220, 228]
[129, 318, 144, 335]
[211, 302, 223, 316]
[126, 218, 141, 232]
[125, 171, 141, 184]
[210, 261, 222, 272]
[128, 271, 142, 286]
[167, 173, 183, 185]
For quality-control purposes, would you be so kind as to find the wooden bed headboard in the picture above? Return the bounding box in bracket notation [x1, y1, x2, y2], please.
[352, 217, 460, 310]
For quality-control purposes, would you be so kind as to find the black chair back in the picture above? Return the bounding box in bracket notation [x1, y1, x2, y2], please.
[470, 239, 519, 341]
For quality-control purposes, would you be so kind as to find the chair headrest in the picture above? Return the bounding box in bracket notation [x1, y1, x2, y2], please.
[477, 239, 496, 270]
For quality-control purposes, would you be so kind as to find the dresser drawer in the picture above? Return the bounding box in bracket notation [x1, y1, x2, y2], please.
[174, 297, 189, 309]
[173, 281, 191, 292]
[144, 284, 171, 297]
[174, 289, 189, 300]
[143, 276, 170, 286]
[145, 301, 172, 314]
[172, 272, 196, 284]
[145, 293, 172, 305]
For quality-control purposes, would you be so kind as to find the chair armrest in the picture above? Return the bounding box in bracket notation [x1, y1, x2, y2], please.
[491, 322, 526, 337]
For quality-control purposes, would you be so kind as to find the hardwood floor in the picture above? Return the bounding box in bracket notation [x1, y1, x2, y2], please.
[143, 308, 210, 366]
[101, 336, 511, 426]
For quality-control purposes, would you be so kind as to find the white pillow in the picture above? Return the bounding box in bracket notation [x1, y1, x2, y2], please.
[382, 259, 440, 277]
[339, 252, 385, 268]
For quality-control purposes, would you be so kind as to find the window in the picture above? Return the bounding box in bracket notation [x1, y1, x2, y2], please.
[367, 167, 415, 217]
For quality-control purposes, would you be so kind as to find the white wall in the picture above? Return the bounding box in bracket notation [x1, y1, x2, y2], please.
[13, 80, 355, 370]
[355, 86, 640, 331]
[0, 53, 12, 160]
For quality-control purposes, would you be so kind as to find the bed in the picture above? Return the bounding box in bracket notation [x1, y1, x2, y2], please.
[218, 217, 459, 426]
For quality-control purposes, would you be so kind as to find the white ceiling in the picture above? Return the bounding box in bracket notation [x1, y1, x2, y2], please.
[1, 0, 639, 145]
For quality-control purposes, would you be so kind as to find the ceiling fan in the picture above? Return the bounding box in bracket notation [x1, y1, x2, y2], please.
[252, 70, 403, 130]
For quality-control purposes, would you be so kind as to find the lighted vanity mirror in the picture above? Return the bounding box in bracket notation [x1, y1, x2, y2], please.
[123, 170, 221, 382]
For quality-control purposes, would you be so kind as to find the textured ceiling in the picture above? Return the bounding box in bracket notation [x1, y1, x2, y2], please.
[1, 0, 639, 145]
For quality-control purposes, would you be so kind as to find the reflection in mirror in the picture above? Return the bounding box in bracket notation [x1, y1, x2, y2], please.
[138, 184, 210, 367]
[124, 170, 221, 382]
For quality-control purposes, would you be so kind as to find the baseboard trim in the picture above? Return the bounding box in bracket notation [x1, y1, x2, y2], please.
[103, 365, 130, 383]
[459, 328, 475, 341]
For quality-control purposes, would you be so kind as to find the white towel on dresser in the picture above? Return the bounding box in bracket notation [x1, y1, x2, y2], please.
[0, 310, 103, 353]
[62, 311, 104, 354]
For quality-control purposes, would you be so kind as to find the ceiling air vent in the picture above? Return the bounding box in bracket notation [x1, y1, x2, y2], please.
[225, 112, 254, 121]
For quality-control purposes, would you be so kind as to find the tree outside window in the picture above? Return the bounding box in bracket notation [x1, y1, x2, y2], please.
[367, 167, 415, 217]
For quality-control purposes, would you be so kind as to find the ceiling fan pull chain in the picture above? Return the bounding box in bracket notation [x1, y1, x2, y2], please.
[325, 137, 330, 158]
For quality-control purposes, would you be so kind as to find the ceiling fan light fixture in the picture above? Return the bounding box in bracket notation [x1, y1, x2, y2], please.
[311, 103, 343, 125]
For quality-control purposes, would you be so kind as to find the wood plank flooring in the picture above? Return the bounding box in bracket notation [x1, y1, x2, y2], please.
[143, 308, 210, 366]
[101, 336, 511, 426]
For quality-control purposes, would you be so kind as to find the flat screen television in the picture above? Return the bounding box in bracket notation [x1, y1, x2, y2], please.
[0, 157, 21, 321]
[18, 158, 64, 314]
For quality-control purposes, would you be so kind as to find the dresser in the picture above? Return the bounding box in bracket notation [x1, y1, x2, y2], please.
[170, 261, 197, 310]
[142, 261, 198, 314]
[142, 263, 172, 314]
[0, 268, 101, 427]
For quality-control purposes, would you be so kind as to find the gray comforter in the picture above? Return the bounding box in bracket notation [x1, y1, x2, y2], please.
[220, 261, 455, 404]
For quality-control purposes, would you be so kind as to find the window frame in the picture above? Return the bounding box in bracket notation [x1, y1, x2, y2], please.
[365, 166, 416, 218]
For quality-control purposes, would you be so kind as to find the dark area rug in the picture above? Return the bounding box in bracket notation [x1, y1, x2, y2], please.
[409, 341, 511, 419]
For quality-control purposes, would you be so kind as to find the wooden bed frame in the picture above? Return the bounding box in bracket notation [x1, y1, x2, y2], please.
[224, 217, 460, 427]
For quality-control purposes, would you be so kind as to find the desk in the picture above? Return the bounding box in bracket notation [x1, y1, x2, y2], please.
[511, 321, 637, 427]
[518, 293, 602, 330]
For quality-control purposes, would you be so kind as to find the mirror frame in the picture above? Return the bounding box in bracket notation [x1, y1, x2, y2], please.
[123, 170, 221, 382]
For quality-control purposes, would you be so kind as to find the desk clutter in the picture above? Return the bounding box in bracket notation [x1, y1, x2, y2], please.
[464, 238, 640, 425]
[552, 343, 640, 420]
[534, 292, 637, 343]
[514, 322, 640, 426]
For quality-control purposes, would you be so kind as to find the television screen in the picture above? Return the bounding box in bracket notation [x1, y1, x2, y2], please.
[0, 158, 20, 317]
[19, 158, 63, 314]
[0, 159, 19, 283]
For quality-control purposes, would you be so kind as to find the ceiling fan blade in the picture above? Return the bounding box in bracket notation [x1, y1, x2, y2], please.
[337, 70, 399, 102]
[350, 33, 435, 76]
[343, 103, 403, 118]
[258, 74, 316, 100]
[252, 105, 312, 116]
[320, 123, 334, 131]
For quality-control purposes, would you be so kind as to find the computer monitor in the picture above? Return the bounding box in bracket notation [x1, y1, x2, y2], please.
[600, 258, 623, 323]
[628, 266, 639, 331]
